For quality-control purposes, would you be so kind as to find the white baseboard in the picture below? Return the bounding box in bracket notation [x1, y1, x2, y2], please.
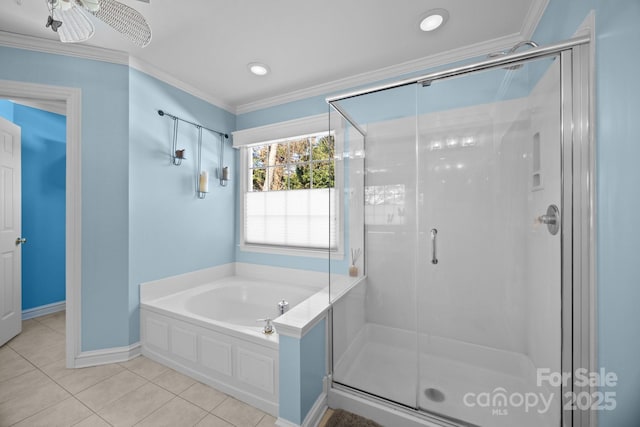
[74, 342, 141, 368]
[303, 392, 327, 427]
[22, 301, 65, 320]
[276, 418, 299, 427]
[275, 392, 327, 427]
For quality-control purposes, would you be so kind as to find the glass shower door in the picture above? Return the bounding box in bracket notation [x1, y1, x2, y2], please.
[415, 55, 563, 427]
[330, 85, 420, 408]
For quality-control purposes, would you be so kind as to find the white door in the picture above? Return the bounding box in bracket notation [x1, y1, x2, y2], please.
[0, 116, 22, 347]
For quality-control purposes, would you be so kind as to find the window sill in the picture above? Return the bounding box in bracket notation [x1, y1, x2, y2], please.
[239, 243, 344, 260]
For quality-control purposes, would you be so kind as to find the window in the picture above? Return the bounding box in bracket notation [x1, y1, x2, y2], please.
[233, 114, 342, 256]
[244, 132, 337, 250]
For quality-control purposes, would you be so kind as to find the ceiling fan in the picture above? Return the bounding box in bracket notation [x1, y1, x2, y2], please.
[45, 0, 152, 47]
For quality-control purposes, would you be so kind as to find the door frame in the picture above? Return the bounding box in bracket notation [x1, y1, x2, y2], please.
[0, 79, 81, 369]
[561, 35, 597, 427]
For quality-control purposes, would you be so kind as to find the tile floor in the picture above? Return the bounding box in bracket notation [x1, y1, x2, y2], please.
[0, 311, 280, 427]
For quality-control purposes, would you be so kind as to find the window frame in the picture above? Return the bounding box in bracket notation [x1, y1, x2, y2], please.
[233, 114, 344, 259]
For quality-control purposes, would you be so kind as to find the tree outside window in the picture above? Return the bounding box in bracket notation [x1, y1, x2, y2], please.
[249, 133, 335, 192]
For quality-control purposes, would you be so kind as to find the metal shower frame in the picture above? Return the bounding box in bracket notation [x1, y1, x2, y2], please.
[326, 34, 595, 427]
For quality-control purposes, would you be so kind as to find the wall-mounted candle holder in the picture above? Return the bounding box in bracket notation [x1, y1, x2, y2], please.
[196, 126, 209, 199]
[171, 117, 185, 166]
[174, 149, 186, 165]
[219, 134, 230, 187]
[198, 171, 208, 198]
[158, 109, 229, 196]
[220, 166, 230, 186]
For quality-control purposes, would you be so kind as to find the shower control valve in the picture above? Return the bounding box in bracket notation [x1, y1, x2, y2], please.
[538, 214, 556, 224]
[537, 204, 560, 235]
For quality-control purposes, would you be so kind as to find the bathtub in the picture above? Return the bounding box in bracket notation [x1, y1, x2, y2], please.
[140, 274, 323, 416]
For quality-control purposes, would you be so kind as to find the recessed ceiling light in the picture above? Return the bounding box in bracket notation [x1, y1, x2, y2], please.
[419, 9, 449, 32]
[248, 62, 270, 76]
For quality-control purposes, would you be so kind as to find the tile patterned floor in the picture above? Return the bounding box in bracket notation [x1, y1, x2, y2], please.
[0, 312, 278, 427]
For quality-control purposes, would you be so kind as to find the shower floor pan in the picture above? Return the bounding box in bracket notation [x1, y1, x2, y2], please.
[333, 323, 559, 427]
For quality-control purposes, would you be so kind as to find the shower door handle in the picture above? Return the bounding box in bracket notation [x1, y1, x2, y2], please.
[430, 229, 438, 264]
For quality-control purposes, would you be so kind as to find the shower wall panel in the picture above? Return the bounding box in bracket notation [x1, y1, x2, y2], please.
[363, 116, 417, 331]
[417, 98, 530, 354]
[362, 98, 536, 354]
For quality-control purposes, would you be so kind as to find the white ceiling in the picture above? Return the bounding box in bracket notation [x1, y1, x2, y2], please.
[0, 0, 547, 113]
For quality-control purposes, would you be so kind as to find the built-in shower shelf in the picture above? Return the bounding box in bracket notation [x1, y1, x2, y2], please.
[532, 131, 544, 191]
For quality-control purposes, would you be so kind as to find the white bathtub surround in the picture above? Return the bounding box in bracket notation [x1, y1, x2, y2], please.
[273, 276, 361, 340]
[275, 316, 328, 427]
[271, 275, 363, 427]
[143, 277, 318, 342]
[235, 262, 328, 288]
[139, 263, 351, 418]
[139, 263, 235, 302]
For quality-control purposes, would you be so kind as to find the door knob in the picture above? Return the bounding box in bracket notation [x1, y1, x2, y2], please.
[15, 237, 26, 245]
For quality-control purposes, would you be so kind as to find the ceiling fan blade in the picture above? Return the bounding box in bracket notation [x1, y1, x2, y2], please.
[91, 0, 152, 47]
[77, 0, 100, 13]
[52, 5, 95, 43]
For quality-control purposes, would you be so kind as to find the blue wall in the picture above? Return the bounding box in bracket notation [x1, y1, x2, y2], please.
[0, 100, 66, 311]
[0, 47, 238, 350]
[0, 47, 237, 351]
[127, 68, 236, 343]
[0, 47, 130, 351]
[533, 2, 640, 425]
[593, 3, 640, 426]
[0, 99, 13, 120]
[279, 319, 326, 425]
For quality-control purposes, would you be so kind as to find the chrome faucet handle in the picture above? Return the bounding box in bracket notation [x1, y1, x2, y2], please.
[257, 318, 274, 334]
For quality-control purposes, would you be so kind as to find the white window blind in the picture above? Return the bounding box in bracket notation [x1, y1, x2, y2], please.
[245, 188, 337, 249]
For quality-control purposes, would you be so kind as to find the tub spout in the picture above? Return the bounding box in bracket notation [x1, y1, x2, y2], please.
[257, 318, 274, 334]
[278, 300, 289, 315]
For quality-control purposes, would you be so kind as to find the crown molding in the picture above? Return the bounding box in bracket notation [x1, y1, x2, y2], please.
[128, 56, 235, 114]
[0, 31, 128, 64]
[0, 30, 234, 114]
[235, 33, 519, 114]
[236, 0, 549, 115]
[0, 0, 549, 116]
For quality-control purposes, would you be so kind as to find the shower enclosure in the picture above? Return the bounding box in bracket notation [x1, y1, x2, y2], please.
[327, 37, 593, 427]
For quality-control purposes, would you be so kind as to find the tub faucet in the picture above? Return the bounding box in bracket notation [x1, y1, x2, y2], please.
[278, 300, 289, 315]
[257, 318, 274, 334]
